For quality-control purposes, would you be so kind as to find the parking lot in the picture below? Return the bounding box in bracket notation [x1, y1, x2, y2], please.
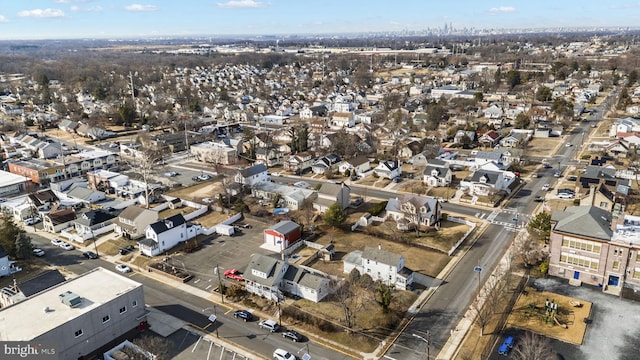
[165, 329, 255, 360]
[170, 217, 274, 293]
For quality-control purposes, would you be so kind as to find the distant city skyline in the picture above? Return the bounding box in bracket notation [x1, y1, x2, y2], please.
[0, 1, 639, 40]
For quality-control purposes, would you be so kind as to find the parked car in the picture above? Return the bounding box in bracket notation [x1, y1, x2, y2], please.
[282, 329, 304, 342]
[82, 251, 98, 259]
[60, 242, 75, 251]
[164, 171, 178, 177]
[258, 319, 280, 332]
[565, 143, 573, 147]
[273, 348, 297, 360]
[115, 264, 132, 273]
[557, 192, 575, 199]
[51, 238, 64, 246]
[119, 245, 135, 255]
[351, 198, 363, 207]
[392, 177, 402, 183]
[541, 184, 550, 191]
[567, 175, 577, 181]
[32, 248, 45, 257]
[553, 171, 562, 178]
[543, 163, 553, 169]
[224, 269, 244, 281]
[271, 172, 281, 177]
[23, 217, 40, 225]
[198, 174, 212, 181]
[534, 195, 544, 202]
[233, 310, 253, 322]
[202, 198, 214, 204]
[192, 176, 201, 182]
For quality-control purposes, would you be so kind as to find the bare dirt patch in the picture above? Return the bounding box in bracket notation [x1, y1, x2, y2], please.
[167, 181, 224, 203]
[526, 137, 562, 158]
[506, 287, 591, 345]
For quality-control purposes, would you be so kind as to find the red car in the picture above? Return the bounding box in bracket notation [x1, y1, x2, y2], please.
[224, 269, 244, 281]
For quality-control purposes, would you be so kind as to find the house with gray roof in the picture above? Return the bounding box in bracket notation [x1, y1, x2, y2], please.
[422, 159, 452, 187]
[140, 214, 201, 256]
[243, 254, 288, 302]
[460, 169, 517, 196]
[313, 182, 351, 213]
[281, 266, 331, 303]
[234, 163, 269, 186]
[343, 246, 413, 290]
[112, 205, 158, 240]
[385, 195, 441, 231]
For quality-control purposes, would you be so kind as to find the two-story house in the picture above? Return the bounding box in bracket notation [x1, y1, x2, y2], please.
[385, 195, 441, 231]
[234, 163, 269, 187]
[71, 208, 120, 242]
[313, 182, 351, 213]
[243, 254, 288, 302]
[460, 169, 516, 196]
[112, 206, 159, 240]
[374, 160, 401, 180]
[343, 246, 413, 290]
[311, 154, 341, 175]
[283, 152, 314, 174]
[139, 214, 200, 257]
[422, 159, 452, 187]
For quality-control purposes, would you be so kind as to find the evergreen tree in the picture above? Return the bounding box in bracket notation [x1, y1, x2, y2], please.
[323, 202, 346, 229]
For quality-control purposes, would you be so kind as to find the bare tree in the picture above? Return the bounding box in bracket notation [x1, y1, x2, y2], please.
[133, 334, 172, 360]
[512, 331, 555, 360]
[513, 231, 547, 268]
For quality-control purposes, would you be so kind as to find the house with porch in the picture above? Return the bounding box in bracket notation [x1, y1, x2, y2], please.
[338, 155, 371, 176]
[112, 206, 159, 240]
[139, 214, 201, 256]
[281, 266, 331, 303]
[384, 195, 441, 231]
[343, 246, 414, 290]
[243, 254, 287, 302]
[422, 159, 452, 187]
[459, 169, 517, 196]
[374, 160, 401, 179]
[283, 152, 314, 174]
[311, 154, 341, 175]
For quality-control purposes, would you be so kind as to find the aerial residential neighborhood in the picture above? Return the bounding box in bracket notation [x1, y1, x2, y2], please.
[2, 9, 640, 360]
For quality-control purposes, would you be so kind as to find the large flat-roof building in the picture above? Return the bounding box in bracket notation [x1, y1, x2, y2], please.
[0, 267, 146, 360]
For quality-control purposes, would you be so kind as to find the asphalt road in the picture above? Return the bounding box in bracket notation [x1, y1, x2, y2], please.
[28, 233, 350, 360]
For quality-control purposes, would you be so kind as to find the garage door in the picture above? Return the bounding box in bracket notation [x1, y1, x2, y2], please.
[265, 233, 276, 245]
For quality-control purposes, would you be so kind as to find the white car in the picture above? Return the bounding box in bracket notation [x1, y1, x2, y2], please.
[115, 264, 132, 273]
[60, 242, 75, 251]
[273, 348, 297, 360]
[565, 143, 573, 147]
[164, 171, 178, 177]
[541, 184, 550, 191]
[558, 192, 575, 199]
[202, 198, 214, 204]
[24, 217, 41, 225]
[51, 238, 64, 246]
[271, 172, 281, 177]
[32, 248, 45, 257]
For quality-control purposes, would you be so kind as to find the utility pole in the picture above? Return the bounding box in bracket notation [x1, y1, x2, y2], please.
[216, 264, 224, 303]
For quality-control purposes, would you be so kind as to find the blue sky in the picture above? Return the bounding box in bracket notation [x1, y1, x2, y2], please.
[0, 1, 638, 40]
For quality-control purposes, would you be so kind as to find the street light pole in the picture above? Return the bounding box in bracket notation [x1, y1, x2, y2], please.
[412, 332, 430, 359]
[216, 264, 225, 303]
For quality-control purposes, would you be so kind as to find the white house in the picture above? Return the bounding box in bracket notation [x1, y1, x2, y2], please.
[460, 169, 517, 196]
[139, 214, 200, 256]
[281, 266, 331, 303]
[384, 195, 442, 231]
[374, 160, 401, 179]
[338, 155, 371, 176]
[609, 117, 640, 138]
[234, 163, 270, 186]
[0, 245, 22, 278]
[422, 159, 452, 187]
[483, 104, 504, 119]
[330, 112, 355, 128]
[243, 254, 287, 302]
[343, 246, 413, 290]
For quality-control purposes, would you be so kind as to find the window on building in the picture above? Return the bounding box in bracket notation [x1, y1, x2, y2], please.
[633, 269, 640, 280]
[132, 300, 138, 307]
[102, 315, 110, 323]
[561, 237, 602, 254]
[613, 260, 620, 270]
[74, 329, 83, 338]
[599, 201, 608, 208]
[119, 306, 127, 314]
[559, 252, 599, 270]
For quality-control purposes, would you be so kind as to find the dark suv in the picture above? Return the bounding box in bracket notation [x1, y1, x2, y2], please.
[119, 245, 135, 255]
[233, 310, 253, 322]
